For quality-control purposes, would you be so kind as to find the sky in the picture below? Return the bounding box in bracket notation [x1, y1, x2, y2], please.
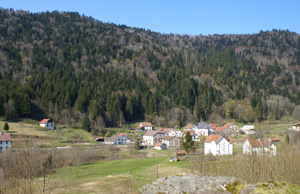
[1, 0, 299, 36]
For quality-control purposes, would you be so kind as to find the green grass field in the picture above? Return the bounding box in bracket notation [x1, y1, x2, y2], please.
[44, 156, 189, 194]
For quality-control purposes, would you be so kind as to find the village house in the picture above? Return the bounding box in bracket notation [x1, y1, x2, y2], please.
[39, 118, 55, 130]
[136, 122, 153, 131]
[162, 136, 180, 148]
[96, 137, 104, 142]
[204, 134, 233, 156]
[291, 123, 300, 131]
[105, 135, 131, 145]
[166, 129, 176, 137]
[215, 123, 240, 136]
[210, 123, 220, 131]
[241, 124, 254, 131]
[160, 128, 175, 133]
[243, 138, 277, 156]
[154, 142, 167, 150]
[142, 131, 165, 146]
[195, 121, 212, 136]
[174, 150, 186, 160]
[0, 133, 12, 151]
[184, 124, 196, 131]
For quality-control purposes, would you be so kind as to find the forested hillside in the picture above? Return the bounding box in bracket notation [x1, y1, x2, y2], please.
[1, 8, 300, 130]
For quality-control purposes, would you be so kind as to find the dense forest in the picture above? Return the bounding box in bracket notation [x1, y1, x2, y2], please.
[1, 8, 300, 131]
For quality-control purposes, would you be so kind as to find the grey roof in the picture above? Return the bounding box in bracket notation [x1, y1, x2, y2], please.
[197, 121, 211, 130]
[106, 135, 128, 142]
[144, 130, 165, 137]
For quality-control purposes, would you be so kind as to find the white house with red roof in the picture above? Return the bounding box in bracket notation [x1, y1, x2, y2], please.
[136, 122, 153, 131]
[0, 133, 12, 151]
[204, 134, 233, 156]
[39, 118, 55, 130]
[105, 135, 131, 145]
[184, 124, 196, 130]
[243, 138, 276, 156]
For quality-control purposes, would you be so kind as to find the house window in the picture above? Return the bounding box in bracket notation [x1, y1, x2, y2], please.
[6, 141, 8, 144]
[0, 142, 2, 145]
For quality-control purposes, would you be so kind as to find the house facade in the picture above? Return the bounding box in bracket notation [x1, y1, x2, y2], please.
[105, 135, 131, 145]
[195, 121, 212, 136]
[143, 131, 165, 146]
[0, 133, 12, 151]
[241, 125, 254, 131]
[243, 139, 276, 156]
[291, 123, 300, 131]
[39, 119, 55, 130]
[162, 136, 180, 148]
[136, 122, 153, 131]
[204, 134, 233, 156]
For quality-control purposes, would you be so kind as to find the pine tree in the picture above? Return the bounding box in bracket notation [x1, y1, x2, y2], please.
[82, 116, 91, 132]
[3, 122, 9, 132]
[182, 131, 195, 153]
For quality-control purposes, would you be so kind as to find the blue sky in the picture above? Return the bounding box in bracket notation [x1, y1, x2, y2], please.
[1, 0, 299, 35]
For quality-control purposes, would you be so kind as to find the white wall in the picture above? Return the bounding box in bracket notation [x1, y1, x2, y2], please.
[205, 137, 232, 156]
[0, 141, 12, 151]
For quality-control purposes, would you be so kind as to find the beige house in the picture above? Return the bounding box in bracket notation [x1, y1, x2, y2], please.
[162, 136, 180, 148]
[142, 131, 165, 146]
[136, 122, 153, 131]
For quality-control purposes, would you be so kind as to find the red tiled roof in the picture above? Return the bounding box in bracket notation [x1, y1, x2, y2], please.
[116, 133, 127, 136]
[39, 119, 50, 124]
[184, 124, 194, 129]
[142, 122, 152, 126]
[162, 136, 175, 141]
[97, 137, 104, 140]
[175, 150, 186, 154]
[204, 134, 222, 143]
[216, 123, 236, 132]
[210, 123, 219, 130]
[0, 133, 12, 141]
[160, 128, 175, 132]
[155, 142, 164, 147]
[143, 130, 164, 137]
[136, 122, 153, 130]
[227, 137, 234, 143]
[247, 139, 273, 148]
[271, 138, 280, 142]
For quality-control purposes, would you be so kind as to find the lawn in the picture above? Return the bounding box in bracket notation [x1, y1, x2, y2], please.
[0, 118, 96, 148]
[45, 156, 189, 194]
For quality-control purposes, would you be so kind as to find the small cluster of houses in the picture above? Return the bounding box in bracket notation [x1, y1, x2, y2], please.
[36, 118, 282, 157]
[136, 121, 279, 156]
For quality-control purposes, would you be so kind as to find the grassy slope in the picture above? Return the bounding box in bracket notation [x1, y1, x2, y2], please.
[46, 156, 189, 194]
[0, 118, 96, 148]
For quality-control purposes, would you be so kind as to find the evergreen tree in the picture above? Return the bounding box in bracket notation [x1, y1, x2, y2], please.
[182, 131, 195, 153]
[3, 122, 9, 132]
[82, 116, 91, 132]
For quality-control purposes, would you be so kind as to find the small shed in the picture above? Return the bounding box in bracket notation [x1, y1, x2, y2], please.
[174, 150, 186, 160]
[96, 137, 104, 142]
[154, 142, 167, 150]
